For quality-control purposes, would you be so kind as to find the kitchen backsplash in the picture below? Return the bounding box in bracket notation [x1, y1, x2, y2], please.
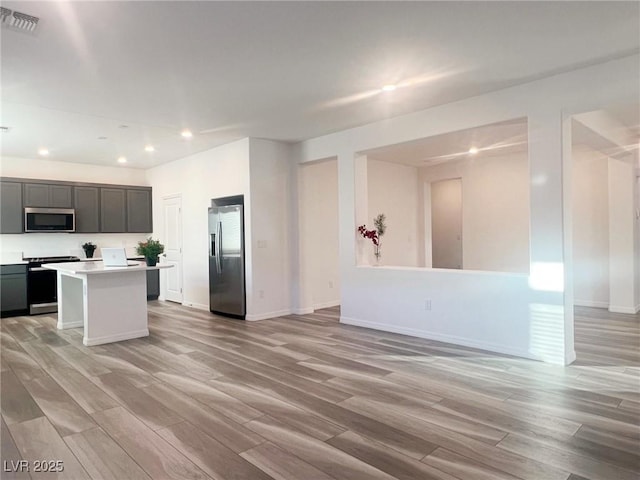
[0, 233, 150, 260]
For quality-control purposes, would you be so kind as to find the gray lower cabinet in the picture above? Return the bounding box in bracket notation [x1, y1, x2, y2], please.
[127, 189, 152, 233]
[100, 188, 126, 233]
[74, 186, 100, 233]
[0, 264, 28, 317]
[146, 269, 160, 300]
[1, 182, 23, 234]
[24, 183, 72, 208]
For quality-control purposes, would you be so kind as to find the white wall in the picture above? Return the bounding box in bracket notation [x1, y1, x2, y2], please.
[572, 146, 609, 307]
[296, 54, 640, 365]
[419, 152, 530, 274]
[247, 138, 294, 320]
[145, 139, 251, 310]
[146, 137, 297, 320]
[299, 158, 340, 309]
[0, 232, 149, 261]
[0, 156, 147, 185]
[0, 156, 150, 259]
[366, 159, 420, 267]
[608, 155, 637, 313]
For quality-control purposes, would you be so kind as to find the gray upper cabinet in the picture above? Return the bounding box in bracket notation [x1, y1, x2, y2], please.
[127, 189, 152, 233]
[23, 183, 49, 207]
[1, 177, 152, 234]
[100, 188, 127, 233]
[102, 187, 153, 233]
[50, 185, 73, 208]
[0, 182, 23, 234]
[23, 183, 72, 208]
[74, 186, 100, 233]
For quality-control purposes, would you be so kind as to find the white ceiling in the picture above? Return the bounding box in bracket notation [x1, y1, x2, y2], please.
[1, 1, 638, 169]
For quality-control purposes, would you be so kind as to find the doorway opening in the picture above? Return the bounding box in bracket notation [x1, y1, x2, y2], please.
[299, 158, 340, 313]
[570, 105, 640, 366]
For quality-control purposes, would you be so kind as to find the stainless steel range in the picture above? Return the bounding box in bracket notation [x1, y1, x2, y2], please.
[25, 256, 79, 314]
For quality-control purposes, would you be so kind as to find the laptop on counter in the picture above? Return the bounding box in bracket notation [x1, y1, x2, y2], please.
[101, 248, 140, 267]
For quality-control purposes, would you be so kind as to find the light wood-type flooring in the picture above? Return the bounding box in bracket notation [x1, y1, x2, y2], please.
[1, 302, 638, 480]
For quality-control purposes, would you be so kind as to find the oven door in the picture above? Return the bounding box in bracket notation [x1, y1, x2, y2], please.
[28, 267, 58, 314]
[25, 208, 75, 233]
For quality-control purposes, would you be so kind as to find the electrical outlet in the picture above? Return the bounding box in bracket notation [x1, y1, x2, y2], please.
[425, 300, 432, 311]
[328, 280, 334, 288]
[259, 290, 264, 299]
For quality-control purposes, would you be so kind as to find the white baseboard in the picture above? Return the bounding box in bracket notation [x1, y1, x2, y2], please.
[84, 329, 149, 346]
[291, 301, 339, 315]
[245, 308, 292, 321]
[574, 300, 608, 309]
[58, 321, 83, 329]
[609, 305, 639, 314]
[292, 307, 314, 315]
[313, 300, 340, 310]
[339, 316, 569, 365]
[181, 302, 209, 311]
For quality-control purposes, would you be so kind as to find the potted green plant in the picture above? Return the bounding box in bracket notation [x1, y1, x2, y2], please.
[136, 237, 165, 266]
[81, 242, 97, 259]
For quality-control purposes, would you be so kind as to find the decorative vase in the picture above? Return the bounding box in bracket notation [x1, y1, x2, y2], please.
[83, 248, 96, 259]
[145, 256, 157, 266]
[374, 243, 382, 266]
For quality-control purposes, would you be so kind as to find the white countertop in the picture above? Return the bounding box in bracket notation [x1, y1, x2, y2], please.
[43, 261, 172, 275]
[0, 260, 28, 266]
[0, 252, 27, 265]
[80, 255, 146, 262]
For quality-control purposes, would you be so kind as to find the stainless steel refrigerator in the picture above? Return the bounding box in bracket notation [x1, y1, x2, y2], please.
[208, 195, 246, 319]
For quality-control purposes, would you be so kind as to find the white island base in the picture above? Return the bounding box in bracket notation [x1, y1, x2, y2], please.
[45, 261, 172, 346]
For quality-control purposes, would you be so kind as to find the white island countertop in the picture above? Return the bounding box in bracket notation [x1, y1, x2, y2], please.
[47, 260, 174, 346]
[43, 261, 172, 275]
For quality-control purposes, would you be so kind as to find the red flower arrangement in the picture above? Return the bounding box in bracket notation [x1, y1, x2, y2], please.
[357, 225, 379, 246]
[358, 214, 386, 263]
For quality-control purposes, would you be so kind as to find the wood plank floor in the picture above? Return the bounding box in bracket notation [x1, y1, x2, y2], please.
[1, 303, 638, 480]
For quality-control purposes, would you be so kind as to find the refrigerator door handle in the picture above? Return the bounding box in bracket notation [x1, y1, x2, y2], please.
[216, 221, 222, 274]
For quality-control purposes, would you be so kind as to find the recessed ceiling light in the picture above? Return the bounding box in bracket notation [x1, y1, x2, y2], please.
[468, 147, 479, 155]
[144, 145, 155, 152]
[181, 129, 193, 138]
[118, 125, 129, 129]
[97, 136, 108, 140]
[381, 84, 397, 92]
[117, 156, 127, 164]
[38, 148, 49, 156]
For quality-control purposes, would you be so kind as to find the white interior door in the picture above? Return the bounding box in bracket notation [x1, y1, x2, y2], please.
[162, 195, 183, 303]
[431, 178, 463, 269]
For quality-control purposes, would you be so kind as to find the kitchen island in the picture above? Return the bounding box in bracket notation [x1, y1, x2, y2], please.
[43, 261, 173, 346]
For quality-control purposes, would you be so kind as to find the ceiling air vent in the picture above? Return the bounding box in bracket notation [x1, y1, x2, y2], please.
[1, 7, 39, 32]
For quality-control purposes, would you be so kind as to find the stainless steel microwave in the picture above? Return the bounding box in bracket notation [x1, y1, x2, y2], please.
[24, 208, 75, 232]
